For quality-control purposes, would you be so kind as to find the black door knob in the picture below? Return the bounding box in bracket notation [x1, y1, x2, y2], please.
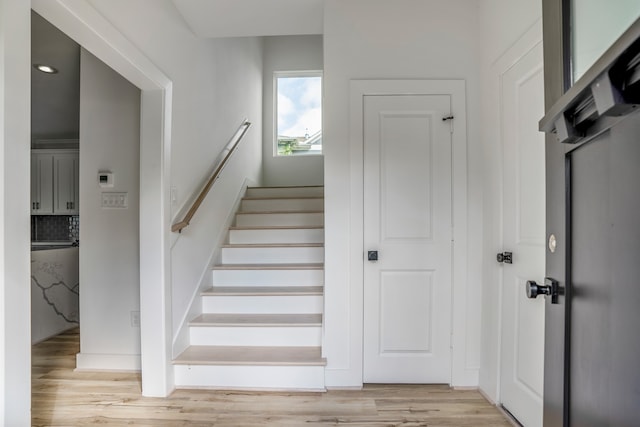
[496, 252, 513, 264]
[526, 280, 551, 299]
[367, 251, 378, 261]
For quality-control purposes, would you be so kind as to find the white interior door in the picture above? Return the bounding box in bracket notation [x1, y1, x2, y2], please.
[499, 43, 546, 426]
[363, 94, 452, 383]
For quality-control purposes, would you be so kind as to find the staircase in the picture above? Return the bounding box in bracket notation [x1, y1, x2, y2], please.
[173, 186, 326, 391]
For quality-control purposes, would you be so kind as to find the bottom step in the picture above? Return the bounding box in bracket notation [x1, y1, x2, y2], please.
[174, 364, 325, 391]
[173, 346, 326, 391]
[174, 345, 325, 366]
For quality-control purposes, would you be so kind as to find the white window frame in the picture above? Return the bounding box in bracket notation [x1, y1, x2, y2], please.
[273, 70, 323, 157]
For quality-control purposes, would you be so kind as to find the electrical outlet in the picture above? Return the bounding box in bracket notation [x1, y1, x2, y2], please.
[130, 311, 140, 327]
[171, 187, 178, 205]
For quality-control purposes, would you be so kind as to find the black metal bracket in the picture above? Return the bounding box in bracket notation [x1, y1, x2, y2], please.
[546, 277, 561, 304]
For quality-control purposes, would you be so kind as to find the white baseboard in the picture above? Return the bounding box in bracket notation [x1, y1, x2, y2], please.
[75, 352, 141, 372]
[478, 386, 498, 405]
[325, 386, 363, 391]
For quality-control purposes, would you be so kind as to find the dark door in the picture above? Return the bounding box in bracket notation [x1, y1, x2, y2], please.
[539, 15, 640, 427]
[568, 116, 640, 426]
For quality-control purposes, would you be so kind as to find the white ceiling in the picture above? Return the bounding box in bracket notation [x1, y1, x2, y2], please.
[31, 11, 81, 143]
[172, 0, 324, 38]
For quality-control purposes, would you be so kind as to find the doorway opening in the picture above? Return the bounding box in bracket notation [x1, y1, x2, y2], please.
[30, 0, 172, 397]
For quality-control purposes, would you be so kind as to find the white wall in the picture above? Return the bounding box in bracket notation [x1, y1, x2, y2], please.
[478, 0, 542, 403]
[323, 0, 483, 387]
[77, 48, 141, 370]
[0, 0, 32, 423]
[262, 35, 324, 186]
[85, 0, 264, 355]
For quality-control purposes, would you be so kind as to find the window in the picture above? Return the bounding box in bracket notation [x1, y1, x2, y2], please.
[275, 72, 322, 156]
[570, 0, 640, 83]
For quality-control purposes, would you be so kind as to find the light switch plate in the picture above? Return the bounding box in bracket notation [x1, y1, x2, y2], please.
[101, 192, 128, 208]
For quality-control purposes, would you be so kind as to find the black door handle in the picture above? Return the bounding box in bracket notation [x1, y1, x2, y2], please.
[526, 280, 551, 298]
[526, 278, 561, 304]
[368, 251, 378, 261]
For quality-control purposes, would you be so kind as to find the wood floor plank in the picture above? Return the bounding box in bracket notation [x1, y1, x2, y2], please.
[32, 329, 512, 426]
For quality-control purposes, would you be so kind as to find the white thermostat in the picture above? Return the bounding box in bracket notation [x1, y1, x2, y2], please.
[98, 172, 114, 188]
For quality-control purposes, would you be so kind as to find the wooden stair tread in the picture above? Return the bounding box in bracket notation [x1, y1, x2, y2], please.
[229, 225, 324, 230]
[248, 185, 324, 189]
[202, 286, 324, 296]
[190, 313, 322, 327]
[236, 210, 324, 215]
[222, 243, 324, 248]
[242, 196, 324, 201]
[173, 346, 326, 366]
[213, 263, 324, 270]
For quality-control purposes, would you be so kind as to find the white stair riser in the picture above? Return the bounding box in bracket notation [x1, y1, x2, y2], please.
[246, 187, 324, 198]
[240, 198, 324, 212]
[229, 228, 324, 245]
[174, 365, 325, 390]
[202, 295, 323, 314]
[189, 326, 321, 346]
[236, 212, 324, 227]
[221, 247, 324, 264]
[212, 269, 324, 286]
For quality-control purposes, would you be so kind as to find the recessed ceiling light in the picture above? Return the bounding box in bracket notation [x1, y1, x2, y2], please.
[33, 64, 58, 74]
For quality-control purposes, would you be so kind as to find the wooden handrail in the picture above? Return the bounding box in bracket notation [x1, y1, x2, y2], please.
[171, 120, 251, 233]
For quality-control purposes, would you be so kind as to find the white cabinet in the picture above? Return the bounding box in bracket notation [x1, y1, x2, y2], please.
[31, 150, 79, 215]
[31, 153, 54, 214]
[54, 153, 80, 214]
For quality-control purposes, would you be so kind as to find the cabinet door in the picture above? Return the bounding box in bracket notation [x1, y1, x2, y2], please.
[31, 153, 54, 214]
[54, 153, 79, 214]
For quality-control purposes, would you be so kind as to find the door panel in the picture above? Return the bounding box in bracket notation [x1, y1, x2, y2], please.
[363, 94, 452, 383]
[499, 43, 546, 427]
[380, 271, 433, 353]
[568, 117, 640, 426]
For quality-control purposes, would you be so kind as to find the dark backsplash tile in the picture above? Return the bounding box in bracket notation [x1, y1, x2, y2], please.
[32, 215, 79, 242]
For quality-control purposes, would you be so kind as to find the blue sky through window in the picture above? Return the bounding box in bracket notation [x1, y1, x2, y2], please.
[277, 76, 322, 138]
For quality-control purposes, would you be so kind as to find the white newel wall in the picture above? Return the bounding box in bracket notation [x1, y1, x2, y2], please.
[322, 0, 483, 387]
[262, 35, 324, 187]
[85, 1, 264, 361]
[77, 48, 142, 370]
[477, 0, 543, 403]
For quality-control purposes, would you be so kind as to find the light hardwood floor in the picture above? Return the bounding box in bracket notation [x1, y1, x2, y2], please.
[32, 329, 512, 426]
